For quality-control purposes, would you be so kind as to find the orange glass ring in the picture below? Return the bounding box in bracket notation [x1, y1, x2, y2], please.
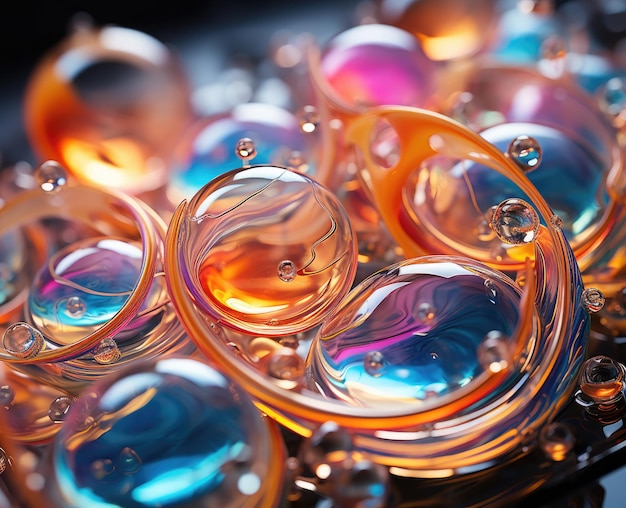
[0, 168, 191, 391]
[165, 117, 590, 476]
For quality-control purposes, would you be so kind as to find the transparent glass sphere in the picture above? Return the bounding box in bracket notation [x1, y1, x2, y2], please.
[27, 237, 165, 346]
[52, 357, 283, 507]
[319, 23, 436, 109]
[177, 165, 358, 336]
[306, 257, 528, 408]
[23, 24, 194, 194]
[169, 102, 316, 202]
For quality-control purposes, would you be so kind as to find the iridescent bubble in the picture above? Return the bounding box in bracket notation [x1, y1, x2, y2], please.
[506, 135, 542, 172]
[169, 102, 315, 201]
[27, 237, 164, 346]
[2, 322, 44, 359]
[306, 258, 525, 407]
[490, 198, 539, 245]
[582, 288, 605, 313]
[320, 24, 436, 109]
[34, 160, 67, 192]
[181, 165, 358, 336]
[53, 357, 281, 507]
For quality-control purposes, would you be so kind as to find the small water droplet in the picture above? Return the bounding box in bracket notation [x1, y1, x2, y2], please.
[579, 355, 625, 405]
[597, 77, 626, 128]
[34, 160, 67, 192]
[477, 330, 510, 373]
[430, 352, 439, 360]
[417, 302, 435, 325]
[64, 296, 87, 318]
[2, 322, 45, 359]
[119, 447, 142, 475]
[550, 214, 564, 230]
[92, 338, 121, 364]
[0, 385, 14, 407]
[582, 288, 605, 313]
[90, 458, 115, 480]
[268, 318, 279, 326]
[490, 198, 540, 245]
[297, 105, 319, 133]
[364, 351, 387, 377]
[49, 396, 73, 422]
[277, 260, 297, 282]
[299, 421, 353, 471]
[484, 279, 497, 304]
[507, 135, 542, 172]
[235, 138, 257, 162]
[539, 422, 574, 461]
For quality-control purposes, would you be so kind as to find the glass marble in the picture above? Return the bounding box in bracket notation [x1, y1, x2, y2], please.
[306, 257, 525, 408]
[27, 237, 165, 346]
[52, 357, 281, 507]
[169, 102, 315, 202]
[178, 165, 358, 336]
[319, 24, 436, 109]
[24, 24, 194, 194]
[407, 122, 609, 251]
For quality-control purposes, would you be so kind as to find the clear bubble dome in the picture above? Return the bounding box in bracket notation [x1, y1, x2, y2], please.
[306, 257, 526, 408]
[27, 237, 165, 345]
[320, 24, 436, 109]
[52, 357, 278, 507]
[169, 102, 315, 201]
[179, 165, 358, 336]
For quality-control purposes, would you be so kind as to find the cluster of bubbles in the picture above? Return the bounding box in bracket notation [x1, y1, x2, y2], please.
[1, 0, 626, 506]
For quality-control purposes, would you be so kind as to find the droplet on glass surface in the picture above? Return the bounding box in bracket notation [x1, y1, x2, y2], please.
[579, 355, 625, 404]
[49, 396, 73, 422]
[539, 422, 574, 461]
[277, 260, 297, 282]
[296, 105, 319, 133]
[92, 338, 121, 364]
[34, 160, 67, 192]
[507, 135, 542, 172]
[490, 198, 540, 245]
[417, 302, 436, 325]
[0, 385, 15, 407]
[119, 447, 142, 475]
[550, 214, 564, 230]
[582, 288, 605, 313]
[64, 296, 87, 319]
[2, 322, 44, 359]
[484, 279, 497, 304]
[90, 458, 115, 480]
[597, 77, 626, 128]
[364, 351, 387, 378]
[235, 138, 257, 162]
[477, 330, 511, 374]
